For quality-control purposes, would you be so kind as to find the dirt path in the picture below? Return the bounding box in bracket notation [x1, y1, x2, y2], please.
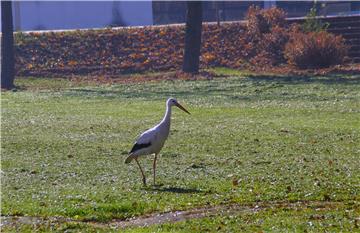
[1, 200, 344, 230]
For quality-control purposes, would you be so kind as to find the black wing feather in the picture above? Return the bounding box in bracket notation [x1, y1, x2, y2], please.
[130, 142, 152, 154]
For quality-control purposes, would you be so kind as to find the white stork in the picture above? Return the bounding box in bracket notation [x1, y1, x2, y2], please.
[125, 98, 190, 185]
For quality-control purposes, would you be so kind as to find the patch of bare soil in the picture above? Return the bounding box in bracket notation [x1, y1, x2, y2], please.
[14, 64, 360, 91]
[1, 200, 345, 230]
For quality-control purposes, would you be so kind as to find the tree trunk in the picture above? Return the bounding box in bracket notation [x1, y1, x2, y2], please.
[1, 0, 15, 89]
[182, 1, 202, 74]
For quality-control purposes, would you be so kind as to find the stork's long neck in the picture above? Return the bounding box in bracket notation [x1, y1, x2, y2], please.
[160, 103, 172, 127]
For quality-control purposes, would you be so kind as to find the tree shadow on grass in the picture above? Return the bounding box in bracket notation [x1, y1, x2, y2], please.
[246, 73, 360, 85]
[145, 186, 204, 194]
[64, 87, 197, 100]
[61, 72, 360, 103]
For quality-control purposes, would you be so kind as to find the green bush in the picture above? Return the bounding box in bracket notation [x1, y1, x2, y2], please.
[302, 6, 329, 33]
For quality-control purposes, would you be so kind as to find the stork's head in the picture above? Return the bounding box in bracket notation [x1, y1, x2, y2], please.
[167, 98, 190, 114]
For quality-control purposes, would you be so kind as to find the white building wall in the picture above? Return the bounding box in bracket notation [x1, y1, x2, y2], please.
[2, 1, 153, 32]
[117, 1, 154, 26]
[264, 0, 276, 9]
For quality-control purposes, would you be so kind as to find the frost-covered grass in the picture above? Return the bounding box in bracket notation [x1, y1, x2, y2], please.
[1, 70, 360, 232]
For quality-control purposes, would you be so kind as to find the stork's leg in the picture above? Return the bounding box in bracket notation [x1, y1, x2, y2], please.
[135, 158, 146, 186]
[153, 153, 158, 185]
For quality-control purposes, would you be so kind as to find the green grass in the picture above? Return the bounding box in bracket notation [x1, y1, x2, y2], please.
[1, 70, 360, 232]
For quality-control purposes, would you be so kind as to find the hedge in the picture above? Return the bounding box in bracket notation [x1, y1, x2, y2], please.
[15, 23, 250, 77]
[14, 6, 348, 77]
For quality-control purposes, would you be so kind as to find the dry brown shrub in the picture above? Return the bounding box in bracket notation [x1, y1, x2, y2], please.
[284, 31, 348, 69]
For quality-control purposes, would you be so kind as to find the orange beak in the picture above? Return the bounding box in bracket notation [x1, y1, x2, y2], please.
[175, 102, 190, 115]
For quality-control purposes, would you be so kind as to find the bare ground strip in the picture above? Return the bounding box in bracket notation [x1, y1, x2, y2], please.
[0, 200, 346, 230]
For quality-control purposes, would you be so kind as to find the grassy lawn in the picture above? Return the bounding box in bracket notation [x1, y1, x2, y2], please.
[1, 69, 360, 232]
